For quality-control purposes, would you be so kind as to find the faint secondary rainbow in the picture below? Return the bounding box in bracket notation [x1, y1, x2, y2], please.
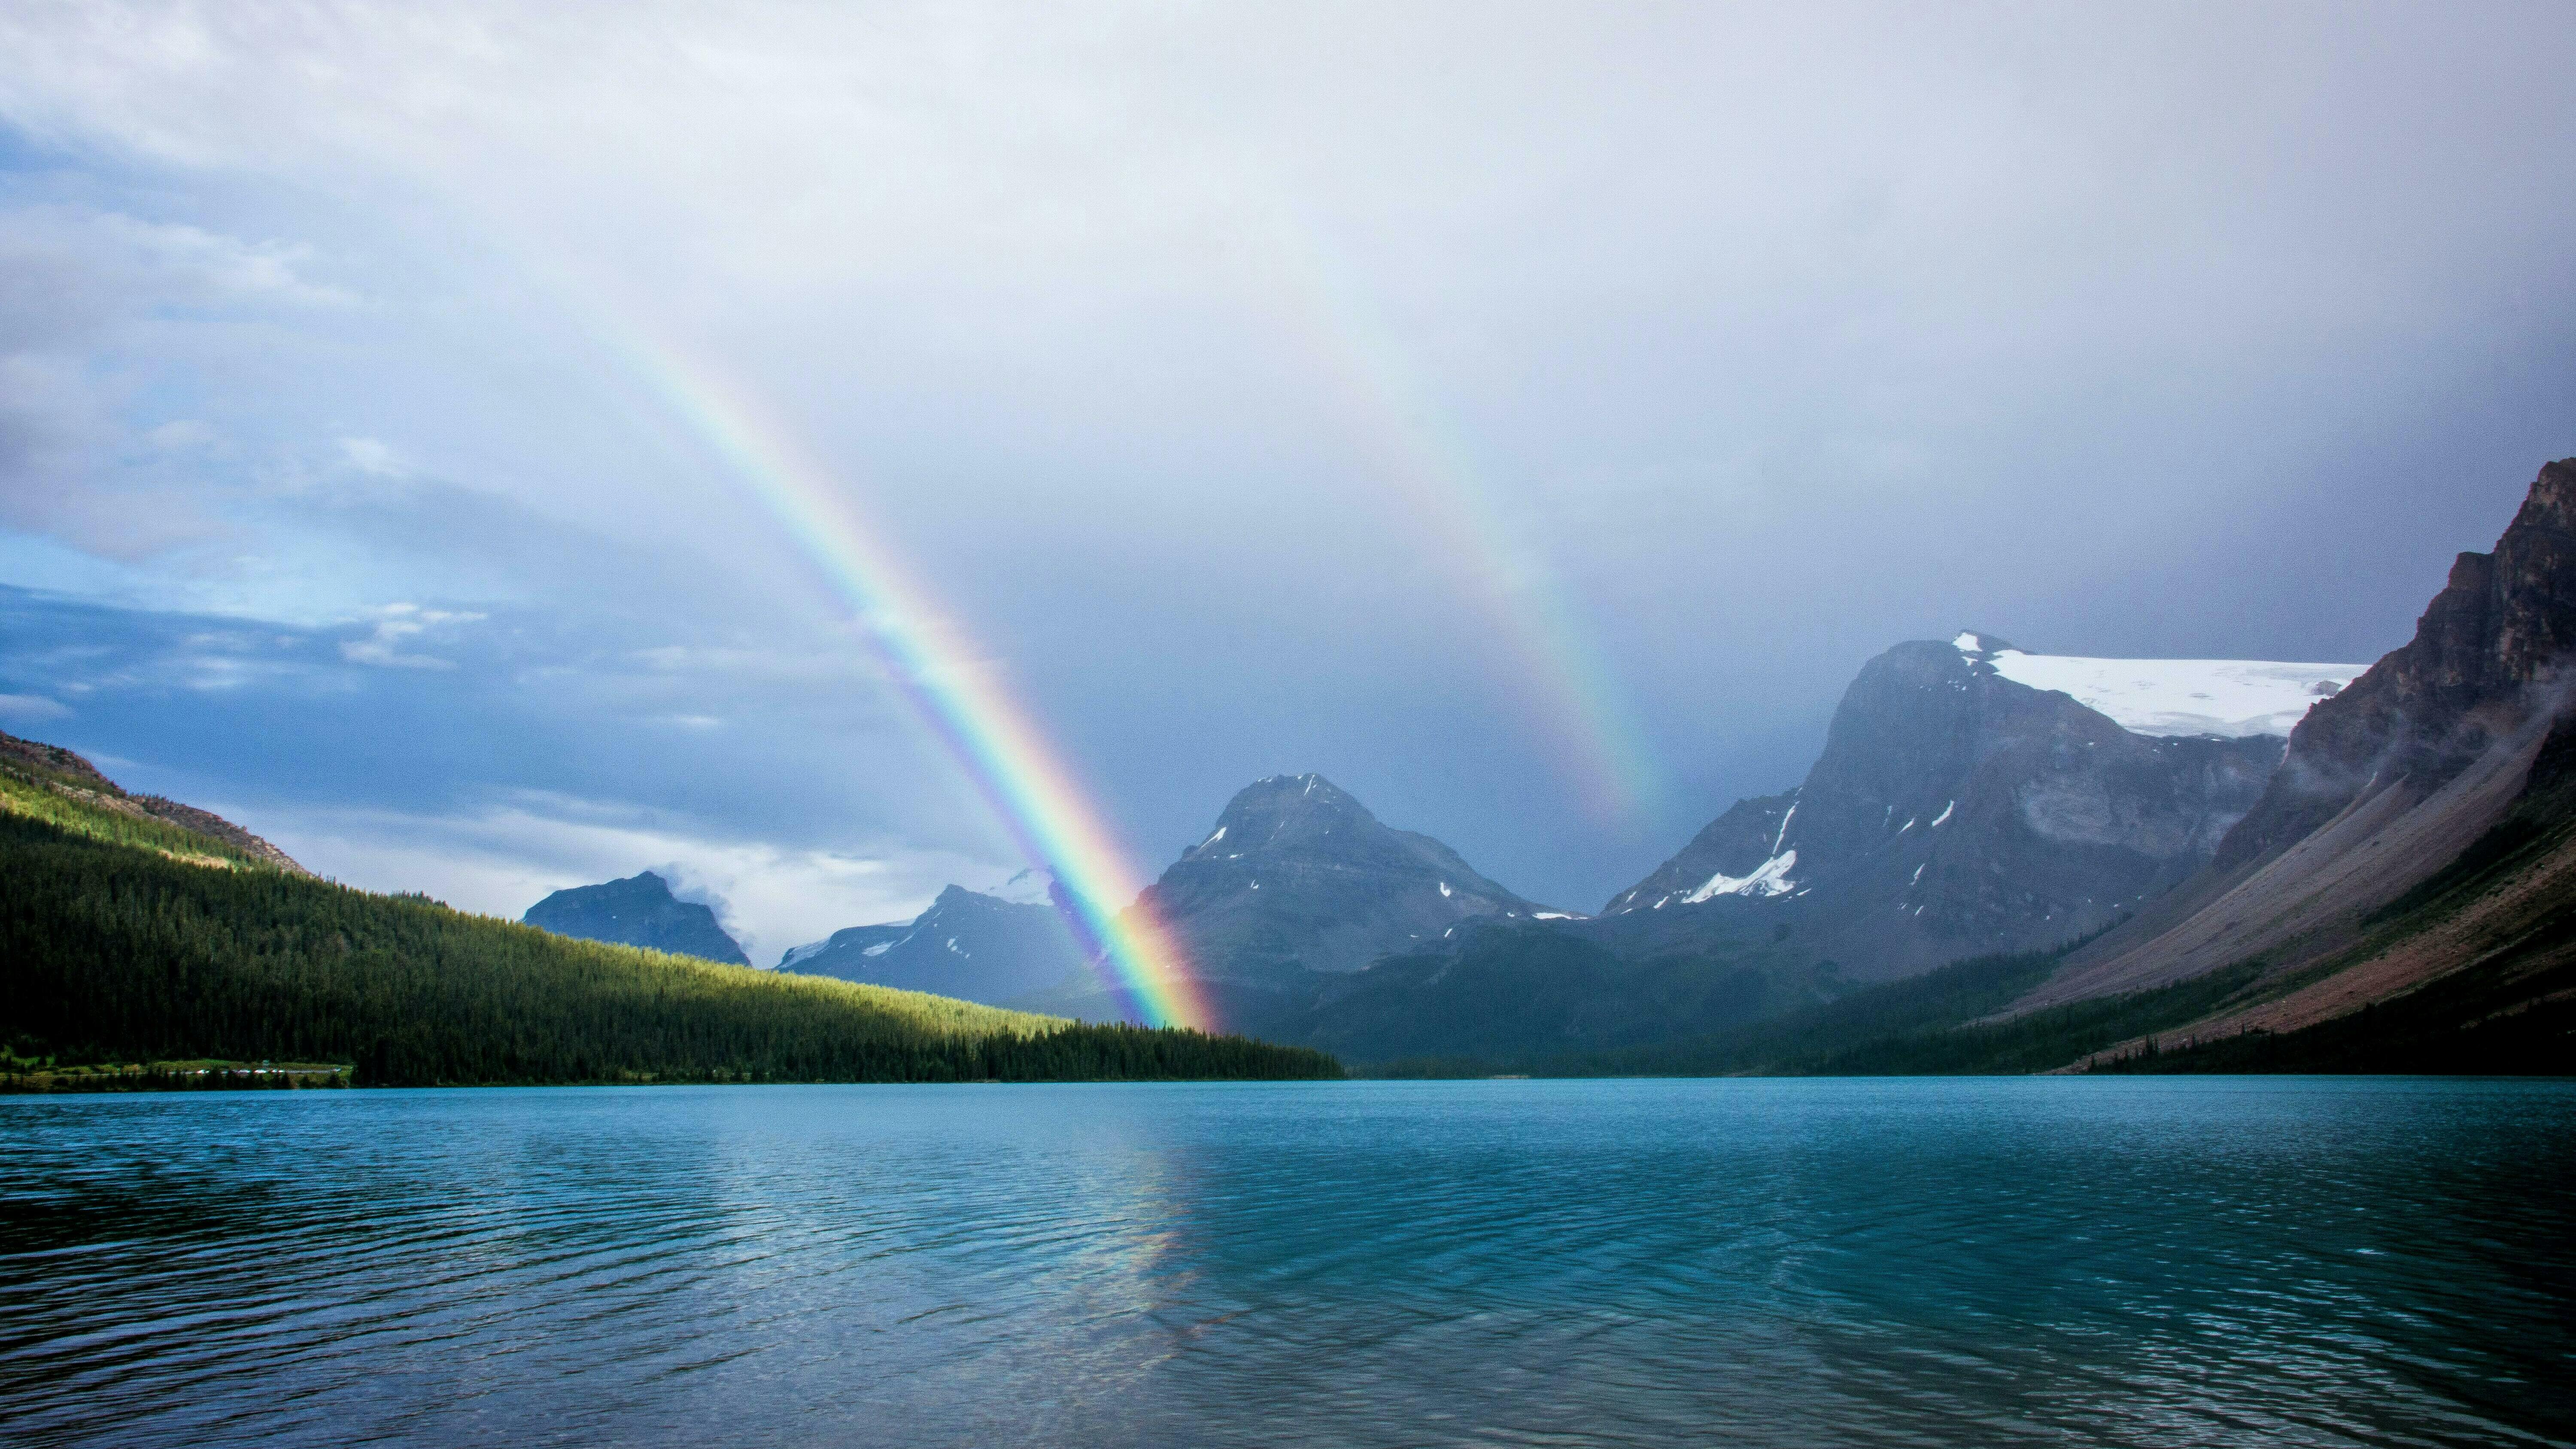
[606, 334, 1213, 1032]
[1263, 224, 1665, 820]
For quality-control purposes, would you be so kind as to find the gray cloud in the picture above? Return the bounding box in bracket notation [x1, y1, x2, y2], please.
[0, 3, 2570, 908]
[0, 203, 362, 560]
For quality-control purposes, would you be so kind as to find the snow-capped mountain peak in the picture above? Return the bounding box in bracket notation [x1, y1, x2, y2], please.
[1601, 635, 2288, 972]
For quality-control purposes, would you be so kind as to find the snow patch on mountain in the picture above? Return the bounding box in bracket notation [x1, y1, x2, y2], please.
[1683, 849, 1798, 902]
[1961, 637, 2363, 739]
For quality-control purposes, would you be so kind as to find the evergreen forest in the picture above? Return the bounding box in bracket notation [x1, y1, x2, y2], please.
[0, 796, 1340, 1090]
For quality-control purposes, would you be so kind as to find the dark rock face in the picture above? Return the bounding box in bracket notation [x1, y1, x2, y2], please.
[1010, 772, 1560, 1033]
[1136, 774, 1552, 989]
[2214, 459, 2576, 871]
[1603, 638, 2283, 977]
[523, 871, 748, 966]
[775, 884, 1095, 1006]
[2028, 458, 2576, 1012]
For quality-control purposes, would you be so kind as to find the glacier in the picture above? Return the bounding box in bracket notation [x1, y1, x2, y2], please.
[1959, 635, 2363, 739]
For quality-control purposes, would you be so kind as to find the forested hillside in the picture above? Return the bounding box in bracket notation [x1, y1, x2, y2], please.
[0, 765, 1338, 1088]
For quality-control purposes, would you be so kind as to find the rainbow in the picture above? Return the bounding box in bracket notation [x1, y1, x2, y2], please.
[611, 338, 1214, 1032]
[1263, 223, 1664, 820]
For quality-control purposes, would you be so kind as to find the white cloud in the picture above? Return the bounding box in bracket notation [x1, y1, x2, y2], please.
[337, 436, 407, 476]
[82, 212, 355, 307]
[0, 204, 358, 563]
[626, 641, 890, 687]
[0, 206, 351, 315]
[339, 601, 484, 668]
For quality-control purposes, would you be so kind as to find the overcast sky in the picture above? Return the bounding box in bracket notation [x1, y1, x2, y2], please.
[2, 2, 2571, 961]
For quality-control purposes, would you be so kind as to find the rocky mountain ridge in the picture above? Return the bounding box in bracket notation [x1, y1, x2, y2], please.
[0, 729, 307, 874]
[25, 461, 2564, 1076]
[1595, 635, 2307, 978]
[1142, 773, 1556, 978]
[775, 882, 1095, 1005]
[992, 621, 2385, 1056]
[1008, 773, 1559, 1027]
[2213, 463, 2576, 872]
[2023, 457, 2576, 1044]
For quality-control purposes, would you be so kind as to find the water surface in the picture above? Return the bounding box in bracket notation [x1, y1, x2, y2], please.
[3, 1077, 2570, 1446]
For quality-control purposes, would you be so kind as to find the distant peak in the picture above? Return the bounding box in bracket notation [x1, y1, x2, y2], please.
[1951, 631, 2016, 656]
[1181, 772, 1390, 863]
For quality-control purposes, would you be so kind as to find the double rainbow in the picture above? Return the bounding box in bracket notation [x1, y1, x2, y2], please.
[626, 341, 1215, 1033]
[1263, 221, 1664, 820]
[587, 214, 1658, 1029]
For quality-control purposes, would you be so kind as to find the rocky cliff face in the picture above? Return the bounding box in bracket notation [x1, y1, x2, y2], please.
[522, 871, 749, 966]
[775, 883, 1095, 1006]
[1139, 773, 1552, 986]
[2213, 459, 2576, 872]
[1601, 637, 2290, 976]
[2026, 458, 2576, 1018]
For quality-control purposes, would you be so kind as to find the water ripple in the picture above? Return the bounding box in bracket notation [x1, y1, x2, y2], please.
[2, 1078, 2571, 1447]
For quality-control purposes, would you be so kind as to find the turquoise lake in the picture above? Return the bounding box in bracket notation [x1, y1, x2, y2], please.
[3, 1077, 2570, 1446]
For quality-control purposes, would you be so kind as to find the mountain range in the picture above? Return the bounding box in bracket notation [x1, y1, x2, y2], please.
[751, 635, 2353, 1057]
[1591, 633, 2318, 974]
[1300, 459, 2575, 1071]
[36, 458, 2569, 1078]
[777, 880, 1094, 1004]
[1226, 634, 2347, 1063]
[721, 459, 2574, 1073]
[751, 773, 1566, 1027]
